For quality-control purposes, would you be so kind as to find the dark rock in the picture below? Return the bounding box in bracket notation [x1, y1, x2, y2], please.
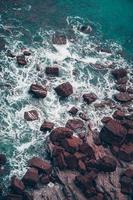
[52, 33, 67, 45]
[28, 157, 52, 174]
[79, 112, 89, 121]
[23, 51, 31, 56]
[7, 50, 15, 58]
[54, 82, 73, 97]
[114, 92, 133, 103]
[96, 156, 117, 172]
[101, 117, 112, 124]
[29, 84, 47, 98]
[79, 143, 95, 159]
[116, 84, 126, 92]
[61, 136, 82, 153]
[83, 93, 97, 104]
[50, 127, 73, 143]
[0, 154, 6, 165]
[68, 107, 78, 115]
[121, 119, 133, 129]
[78, 160, 86, 173]
[22, 168, 39, 187]
[120, 168, 133, 195]
[116, 77, 128, 85]
[17, 55, 27, 65]
[40, 121, 54, 132]
[78, 25, 92, 34]
[0, 37, 6, 51]
[65, 153, 79, 169]
[85, 187, 98, 198]
[111, 68, 127, 80]
[24, 110, 38, 121]
[65, 119, 84, 130]
[100, 119, 127, 145]
[113, 110, 125, 120]
[5, 194, 23, 200]
[127, 87, 133, 94]
[45, 67, 59, 76]
[40, 175, 50, 185]
[126, 129, 133, 142]
[23, 192, 33, 200]
[11, 176, 25, 194]
[52, 146, 67, 169]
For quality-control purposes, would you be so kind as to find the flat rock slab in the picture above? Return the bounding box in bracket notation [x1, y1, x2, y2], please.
[54, 82, 73, 98]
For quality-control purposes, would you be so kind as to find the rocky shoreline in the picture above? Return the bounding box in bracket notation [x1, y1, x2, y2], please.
[0, 33, 133, 200]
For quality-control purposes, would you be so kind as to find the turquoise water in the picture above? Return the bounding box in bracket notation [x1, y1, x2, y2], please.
[0, 0, 133, 190]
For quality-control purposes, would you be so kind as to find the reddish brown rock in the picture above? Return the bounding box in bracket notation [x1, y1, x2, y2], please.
[61, 136, 82, 153]
[40, 121, 54, 132]
[17, 55, 27, 65]
[22, 168, 39, 187]
[120, 168, 133, 195]
[0, 154, 6, 165]
[65, 154, 79, 169]
[52, 145, 67, 169]
[78, 160, 86, 173]
[54, 82, 73, 97]
[79, 143, 95, 159]
[116, 77, 128, 85]
[96, 156, 117, 172]
[45, 67, 59, 76]
[101, 117, 112, 124]
[79, 112, 89, 121]
[121, 119, 133, 129]
[68, 106, 78, 115]
[65, 119, 84, 130]
[52, 33, 67, 45]
[111, 68, 127, 80]
[113, 110, 125, 120]
[28, 157, 52, 174]
[114, 92, 133, 103]
[100, 119, 127, 145]
[83, 93, 97, 104]
[29, 84, 47, 98]
[24, 110, 38, 121]
[40, 175, 50, 185]
[50, 127, 73, 143]
[11, 176, 25, 194]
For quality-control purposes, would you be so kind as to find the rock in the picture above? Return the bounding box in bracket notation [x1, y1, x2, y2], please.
[28, 157, 52, 174]
[61, 136, 82, 153]
[17, 55, 27, 65]
[101, 117, 112, 124]
[111, 143, 133, 162]
[40, 121, 54, 132]
[100, 119, 127, 145]
[54, 82, 73, 98]
[45, 67, 59, 76]
[50, 127, 73, 143]
[111, 68, 127, 80]
[22, 168, 39, 187]
[23, 51, 31, 56]
[52, 146, 67, 169]
[116, 77, 128, 85]
[113, 110, 125, 120]
[29, 84, 47, 98]
[78, 160, 86, 173]
[68, 107, 78, 115]
[65, 153, 79, 169]
[0, 37, 6, 51]
[116, 84, 126, 92]
[127, 87, 133, 94]
[52, 33, 67, 45]
[121, 119, 133, 129]
[79, 143, 95, 159]
[7, 50, 15, 58]
[23, 192, 33, 200]
[96, 156, 117, 172]
[83, 93, 97, 104]
[88, 193, 106, 200]
[5, 194, 23, 200]
[24, 110, 38, 121]
[126, 129, 133, 142]
[85, 187, 98, 198]
[65, 119, 84, 130]
[78, 25, 92, 34]
[79, 112, 89, 121]
[40, 175, 50, 185]
[11, 176, 25, 194]
[114, 92, 133, 103]
[120, 168, 133, 195]
[0, 154, 6, 165]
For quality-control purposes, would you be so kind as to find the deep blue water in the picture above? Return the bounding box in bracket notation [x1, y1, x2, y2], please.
[0, 0, 133, 191]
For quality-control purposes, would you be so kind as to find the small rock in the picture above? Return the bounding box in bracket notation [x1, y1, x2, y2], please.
[24, 110, 38, 121]
[68, 107, 78, 115]
[113, 110, 125, 120]
[78, 25, 92, 34]
[28, 157, 52, 174]
[45, 67, 59, 76]
[40, 121, 54, 132]
[17, 55, 27, 65]
[111, 68, 127, 80]
[54, 82, 73, 98]
[29, 84, 47, 98]
[83, 93, 97, 104]
[116, 77, 128, 85]
[52, 33, 67, 45]
[22, 168, 39, 187]
[11, 176, 25, 194]
[66, 119, 84, 130]
[114, 92, 133, 103]
[127, 87, 133, 94]
[79, 112, 89, 121]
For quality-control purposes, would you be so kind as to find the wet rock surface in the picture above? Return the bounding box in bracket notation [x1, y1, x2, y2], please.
[54, 82, 73, 97]
[45, 67, 59, 76]
[83, 92, 97, 104]
[24, 110, 39, 121]
[29, 84, 47, 98]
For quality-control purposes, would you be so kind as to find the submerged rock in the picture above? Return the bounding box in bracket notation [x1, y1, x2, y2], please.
[29, 84, 47, 98]
[52, 33, 67, 45]
[0, 154, 6, 165]
[24, 110, 39, 121]
[23, 50, 31, 56]
[78, 25, 92, 34]
[83, 93, 97, 105]
[54, 82, 73, 98]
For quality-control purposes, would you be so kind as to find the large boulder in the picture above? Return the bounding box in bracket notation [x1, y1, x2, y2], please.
[29, 84, 47, 98]
[52, 33, 67, 45]
[61, 136, 82, 153]
[40, 121, 54, 132]
[120, 168, 133, 195]
[114, 92, 133, 103]
[24, 110, 38, 121]
[65, 119, 84, 130]
[111, 68, 127, 80]
[54, 82, 73, 97]
[22, 168, 39, 187]
[99, 119, 127, 145]
[83, 93, 97, 104]
[50, 127, 73, 143]
[11, 176, 25, 194]
[0, 154, 6, 165]
[28, 157, 52, 174]
[45, 67, 59, 76]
